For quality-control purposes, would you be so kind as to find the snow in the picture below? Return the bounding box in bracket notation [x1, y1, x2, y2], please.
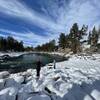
[91, 89, 100, 100]
[0, 87, 18, 100]
[0, 71, 9, 79]
[0, 52, 28, 57]
[0, 79, 5, 91]
[0, 53, 100, 100]
[26, 94, 51, 100]
[4, 78, 22, 89]
[10, 74, 24, 84]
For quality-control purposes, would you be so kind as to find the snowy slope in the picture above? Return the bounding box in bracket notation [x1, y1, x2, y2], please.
[0, 53, 100, 100]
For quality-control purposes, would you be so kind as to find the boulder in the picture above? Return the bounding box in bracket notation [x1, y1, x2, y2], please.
[27, 94, 51, 100]
[0, 79, 5, 90]
[4, 78, 20, 88]
[0, 71, 9, 79]
[0, 87, 18, 100]
[13, 76, 24, 84]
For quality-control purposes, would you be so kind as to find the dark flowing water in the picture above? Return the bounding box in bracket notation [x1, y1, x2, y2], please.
[0, 53, 67, 73]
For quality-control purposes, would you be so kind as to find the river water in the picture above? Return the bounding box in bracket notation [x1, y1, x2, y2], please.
[0, 53, 66, 73]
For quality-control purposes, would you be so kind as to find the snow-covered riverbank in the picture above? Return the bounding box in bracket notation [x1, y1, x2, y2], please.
[0, 51, 70, 59]
[0, 52, 29, 57]
[0, 51, 66, 58]
[0, 52, 34, 57]
[0, 53, 100, 100]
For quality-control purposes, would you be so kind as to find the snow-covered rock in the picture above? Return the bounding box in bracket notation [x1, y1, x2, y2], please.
[0, 71, 9, 79]
[4, 78, 20, 88]
[10, 75, 24, 84]
[91, 89, 100, 100]
[17, 92, 31, 100]
[0, 79, 5, 91]
[19, 81, 34, 93]
[27, 94, 51, 100]
[0, 87, 18, 100]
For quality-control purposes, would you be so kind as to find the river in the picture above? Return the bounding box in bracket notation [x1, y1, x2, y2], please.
[0, 53, 67, 73]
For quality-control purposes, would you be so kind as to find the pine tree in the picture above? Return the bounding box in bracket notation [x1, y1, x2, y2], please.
[58, 33, 66, 49]
[79, 25, 88, 40]
[88, 31, 92, 44]
[68, 23, 87, 53]
[91, 26, 98, 46]
[98, 26, 100, 35]
[35, 40, 56, 52]
[69, 23, 79, 53]
[0, 36, 25, 51]
[65, 35, 71, 48]
[49, 40, 55, 51]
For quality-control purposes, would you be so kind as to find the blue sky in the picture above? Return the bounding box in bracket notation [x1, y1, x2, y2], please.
[0, 0, 100, 47]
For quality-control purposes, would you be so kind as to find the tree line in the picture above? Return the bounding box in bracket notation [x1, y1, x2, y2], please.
[35, 40, 56, 52]
[58, 23, 88, 53]
[35, 23, 100, 53]
[0, 36, 24, 52]
[0, 23, 100, 53]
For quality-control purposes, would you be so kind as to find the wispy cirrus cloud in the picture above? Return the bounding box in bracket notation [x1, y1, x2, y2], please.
[0, 0, 100, 46]
[0, 0, 64, 33]
[0, 28, 57, 46]
[39, 0, 100, 31]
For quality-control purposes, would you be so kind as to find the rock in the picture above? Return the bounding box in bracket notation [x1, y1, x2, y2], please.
[84, 95, 93, 100]
[13, 76, 24, 84]
[5, 78, 20, 88]
[0, 87, 18, 100]
[91, 89, 100, 100]
[26, 76, 32, 83]
[1, 55, 10, 60]
[27, 94, 51, 100]
[0, 71, 9, 79]
[19, 81, 34, 93]
[17, 92, 32, 100]
[0, 79, 5, 91]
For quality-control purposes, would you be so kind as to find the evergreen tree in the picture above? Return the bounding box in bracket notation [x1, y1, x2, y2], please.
[7, 36, 15, 51]
[91, 26, 99, 46]
[58, 33, 66, 49]
[79, 25, 88, 40]
[65, 35, 71, 48]
[49, 40, 56, 51]
[0, 36, 25, 51]
[98, 26, 100, 36]
[69, 23, 79, 53]
[0, 37, 7, 51]
[88, 31, 92, 44]
[35, 40, 56, 52]
[69, 23, 87, 53]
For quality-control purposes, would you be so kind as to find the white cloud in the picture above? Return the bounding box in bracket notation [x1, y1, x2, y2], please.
[0, 0, 64, 33]
[0, 0, 100, 46]
[40, 0, 100, 32]
[0, 29, 57, 47]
